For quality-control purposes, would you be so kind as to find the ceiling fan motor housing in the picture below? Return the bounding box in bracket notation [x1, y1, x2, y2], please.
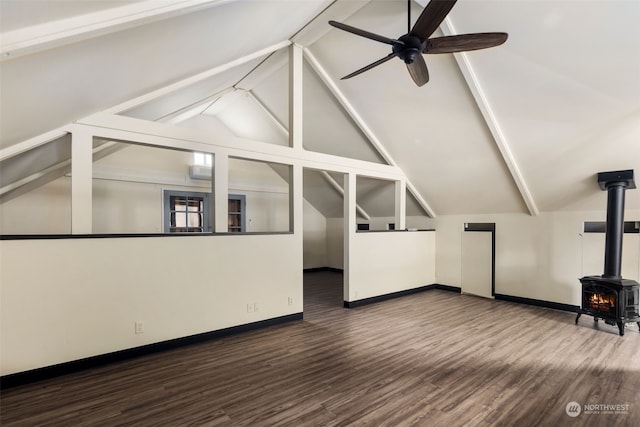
[393, 35, 427, 64]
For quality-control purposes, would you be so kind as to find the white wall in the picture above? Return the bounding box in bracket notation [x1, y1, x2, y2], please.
[325, 216, 434, 270]
[582, 233, 639, 279]
[0, 234, 302, 376]
[0, 177, 71, 234]
[93, 178, 165, 233]
[303, 200, 327, 269]
[326, 218, 344, 269]
[347, 231, 436, 301]
[434, 210, 640, 306]
[239, 190, 289, 233]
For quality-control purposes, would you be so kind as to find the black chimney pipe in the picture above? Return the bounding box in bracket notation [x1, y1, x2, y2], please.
[597, 170, 636, 279]
[603, 183, 626, 278]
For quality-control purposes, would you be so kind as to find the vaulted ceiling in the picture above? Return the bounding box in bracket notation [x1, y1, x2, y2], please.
[2, 0, 639, 217]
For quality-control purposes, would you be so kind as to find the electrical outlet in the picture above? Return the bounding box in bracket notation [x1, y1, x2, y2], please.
[247, 303, 253, 313]
[288, 297, 293, 306]
[254, 302, 259, 312]
[135, 321, 144, 334]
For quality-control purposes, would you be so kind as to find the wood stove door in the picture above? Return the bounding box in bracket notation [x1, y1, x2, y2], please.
[462, 230, 493, 299]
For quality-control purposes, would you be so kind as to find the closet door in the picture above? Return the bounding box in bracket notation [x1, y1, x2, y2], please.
[461, 226, 494, 299]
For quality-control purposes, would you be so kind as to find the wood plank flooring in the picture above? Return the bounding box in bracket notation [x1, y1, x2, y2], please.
[1, 271, 639, 426]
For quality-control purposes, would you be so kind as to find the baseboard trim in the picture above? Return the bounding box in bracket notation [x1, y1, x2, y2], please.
[344, 283, 462, 308]
[433, 284, 462, 293]
[0, 312, 303, 390]
[341, 283, 576, 315]
[303, 267, 344, 273]
[495, 294, 579, 313]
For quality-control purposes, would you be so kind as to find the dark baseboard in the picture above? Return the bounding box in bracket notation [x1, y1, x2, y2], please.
[344, 284, 438, 308]
[433, 284, 462, 293]
[495, 294, 579, 313]
[344, 284, 462, 308]
[303, 267, 344, 273]
[0, 313, 302, 390]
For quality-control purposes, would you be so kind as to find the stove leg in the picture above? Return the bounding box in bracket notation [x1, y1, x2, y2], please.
[617, 322, 624, 336]
[575, 313, 581, 324]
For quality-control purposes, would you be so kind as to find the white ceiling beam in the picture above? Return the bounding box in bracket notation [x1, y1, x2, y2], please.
[0, 160, 71, 204]
[245, 91, 288, 136]
[74, 114, 405, 180]
[322, 171, 371, 221]
[0, 140, 120, 203]
[441, 17, 539, 216]
[0, 128, 69, 162]
[291, 0, 371, 47]
[106, 40, 291, 115]
[235, 49, 289, 91]
[1, 42, 289, 162]
[0, 159, 70, 199]
[157, 88, 236, 124]
[289, 44, 304, 150]
[245, 90, 371, 221]
[1, 0, 236, 62]
[303, 48, 437, 218]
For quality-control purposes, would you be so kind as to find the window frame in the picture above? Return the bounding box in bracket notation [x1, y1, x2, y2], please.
[163, 190, 246, 233]
[163, 190, 211, 233]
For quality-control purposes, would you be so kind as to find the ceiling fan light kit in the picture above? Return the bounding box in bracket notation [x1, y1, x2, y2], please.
[329, 0, 508, 87]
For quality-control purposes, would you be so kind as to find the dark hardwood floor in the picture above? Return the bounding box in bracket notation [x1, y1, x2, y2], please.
[1, 271, 639, 426]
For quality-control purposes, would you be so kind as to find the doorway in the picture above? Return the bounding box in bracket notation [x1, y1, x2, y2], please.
[461, 223, 495, 298]
[302, 168, 347, 313]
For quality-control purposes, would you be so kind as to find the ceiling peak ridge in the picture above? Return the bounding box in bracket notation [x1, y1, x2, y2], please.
[291, 0, 372, 47]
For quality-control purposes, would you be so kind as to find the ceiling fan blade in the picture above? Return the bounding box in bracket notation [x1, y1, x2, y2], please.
[341, 53, 396, 80]
[410, 0, 457, 40]
[329, 20, 403, 46]
[425, 33, 508, 54]
[406, 55, 429, 87]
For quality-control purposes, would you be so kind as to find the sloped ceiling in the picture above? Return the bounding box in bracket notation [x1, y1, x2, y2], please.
[1, 0, 639, 217]
[0, 0, 331, 146]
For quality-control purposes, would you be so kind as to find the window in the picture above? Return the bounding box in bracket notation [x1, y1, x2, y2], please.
[228, 195, 246, 232]
[193, 152, 212, 167]
[163, 190, 211, 233]
[163, 190, 246, 233]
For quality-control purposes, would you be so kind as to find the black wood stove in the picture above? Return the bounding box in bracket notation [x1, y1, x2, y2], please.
[576, 169, 640, 335]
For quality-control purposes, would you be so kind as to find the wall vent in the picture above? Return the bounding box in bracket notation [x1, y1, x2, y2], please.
[189, 165, 212, 180]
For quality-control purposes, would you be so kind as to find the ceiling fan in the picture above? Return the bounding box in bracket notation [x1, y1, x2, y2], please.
[328, 0, 507, 87]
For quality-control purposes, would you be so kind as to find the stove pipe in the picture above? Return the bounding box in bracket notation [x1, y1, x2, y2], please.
[597, 170, 636, 279]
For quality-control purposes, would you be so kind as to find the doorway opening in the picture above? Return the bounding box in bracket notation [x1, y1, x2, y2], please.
[302, 168, 348, 316]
